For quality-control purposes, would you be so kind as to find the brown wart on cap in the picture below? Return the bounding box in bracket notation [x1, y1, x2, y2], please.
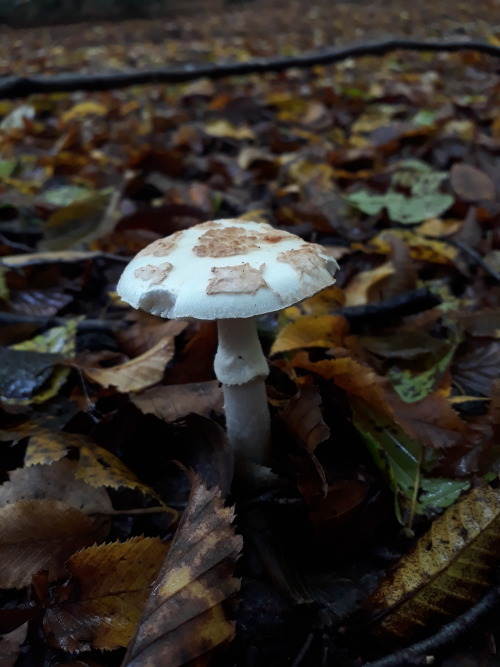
[117, 218, 339, 468]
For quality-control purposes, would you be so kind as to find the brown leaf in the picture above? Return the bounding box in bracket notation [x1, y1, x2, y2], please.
[0, 499, 109, 589]
[116, 314, 187, 358]
[0, 459, 112, 515]
[131, 381, 223, 423]
[452, 342, 500, 396]
[81, 336, 175, 392]
[281, 384, 330, 455]
[450, 163, 496, 202]
[271, 315, 349, 356]
[123, 477, 242, 667]
[43, 537, 168, 652]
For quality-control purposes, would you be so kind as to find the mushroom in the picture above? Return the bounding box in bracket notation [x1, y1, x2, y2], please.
[117, 219, 339, 466]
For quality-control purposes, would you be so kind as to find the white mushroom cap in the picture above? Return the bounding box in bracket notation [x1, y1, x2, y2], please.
[117, 219, 339, 321]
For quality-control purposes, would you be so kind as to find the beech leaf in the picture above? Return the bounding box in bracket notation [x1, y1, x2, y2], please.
[0, 499, 109, 589]
[123, 477, 242, 667]
[44, 537, 169, 652]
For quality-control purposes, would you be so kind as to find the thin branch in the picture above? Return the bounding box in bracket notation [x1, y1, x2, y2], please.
[362, 584, 500, 667]
[338, 286, 441, 323]
[0, 311, 125, 331]
[1, 39, 499, 99]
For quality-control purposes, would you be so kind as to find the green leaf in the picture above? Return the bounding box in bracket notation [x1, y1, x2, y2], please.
[0, 158, 17, 179]
[417, 478, 470, 512]
[345, 191, 387, 216]
[351, 398, 422, 524]
[40, 185, 95, 208]
[385, 191, 453, 224]
[387, 327, 461, 403]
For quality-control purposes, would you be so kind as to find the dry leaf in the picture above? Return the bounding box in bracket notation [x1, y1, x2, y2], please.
[367, 485, 500, 642]
[343, 261, 395, 307]
[123, 477, 242, 667]
[450, 163, 496, 202]
[81, 336, 175, 392]
[0, 500, 109, 589]
[131, 381, 223, 423]
[281, 385, 330, 455]
[43, 537, 168, 652]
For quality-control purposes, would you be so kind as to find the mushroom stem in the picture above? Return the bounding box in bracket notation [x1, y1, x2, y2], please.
[214, 318, 271, 465]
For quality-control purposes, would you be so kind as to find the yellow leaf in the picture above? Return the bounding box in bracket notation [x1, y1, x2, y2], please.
[271, 315, 349, 356]
[204, 119, 255, 140]
[82, 336, 175, 392]
[354, 229, 457, 264]
[62, 101, 108, 124]
[368, 485, 500, 641]
[44, 537, 169, 651]
[343, 261, 395, 307]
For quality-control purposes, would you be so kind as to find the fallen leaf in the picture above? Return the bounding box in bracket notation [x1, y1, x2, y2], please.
[450, 163, 496, 202]
[132, 381, 223, 422]
[44, 537, 169, 652]
[123, 477, 242, 667]
[271, 315, 349, 355]
[452, 342, 500, 396]
[81, 336, 175, 392]
[343, 261, 395, 307]
[367, 485, 500, 642]
[0, 500, 109, 589]
[61, 101, 109, 124]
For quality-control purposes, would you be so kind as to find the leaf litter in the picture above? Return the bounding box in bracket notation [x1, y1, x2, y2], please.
[1, 1, 500, 665]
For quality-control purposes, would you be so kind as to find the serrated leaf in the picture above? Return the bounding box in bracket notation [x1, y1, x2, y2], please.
[123, 477, 242, 667]
[0, 499, 109, 589]
[367, 485, 500, 642]
[43, 537, 169, 652]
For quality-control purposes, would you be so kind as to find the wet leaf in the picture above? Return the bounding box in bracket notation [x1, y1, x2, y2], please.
[367, 485, 500, 642]
[44, 537, 169, 652]
[123, 477, 242, 667]
[0, 321, 77, 406]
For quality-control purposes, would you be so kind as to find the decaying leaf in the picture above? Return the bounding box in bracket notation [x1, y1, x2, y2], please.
[0, 500, 109, 589]
[43, 537, 169, 652]
[123, 477, 242, 667]
[281, 384, 330, 455]
[132, 381, 223, 423]
[367, 485, 500, 642]
[81, 336, 175, 392]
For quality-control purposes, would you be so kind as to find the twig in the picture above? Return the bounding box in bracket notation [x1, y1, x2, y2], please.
[362, 584, 500, 667]
[337, 287, 441, 323]
[291, 632, 315, 667]
[0, 39, 499, 99]
[0, 311, 126, 331]
[451, 239, 500, 283]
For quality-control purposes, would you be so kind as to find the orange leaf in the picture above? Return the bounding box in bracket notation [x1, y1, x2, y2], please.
[271, 315, 349, 356]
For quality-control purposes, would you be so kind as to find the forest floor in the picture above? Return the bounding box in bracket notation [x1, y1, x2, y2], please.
[1, 2, 500, 667]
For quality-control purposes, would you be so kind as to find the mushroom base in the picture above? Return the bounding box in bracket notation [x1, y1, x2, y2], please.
[222, 378, 271, 465]
[215, 318, 271, 465]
